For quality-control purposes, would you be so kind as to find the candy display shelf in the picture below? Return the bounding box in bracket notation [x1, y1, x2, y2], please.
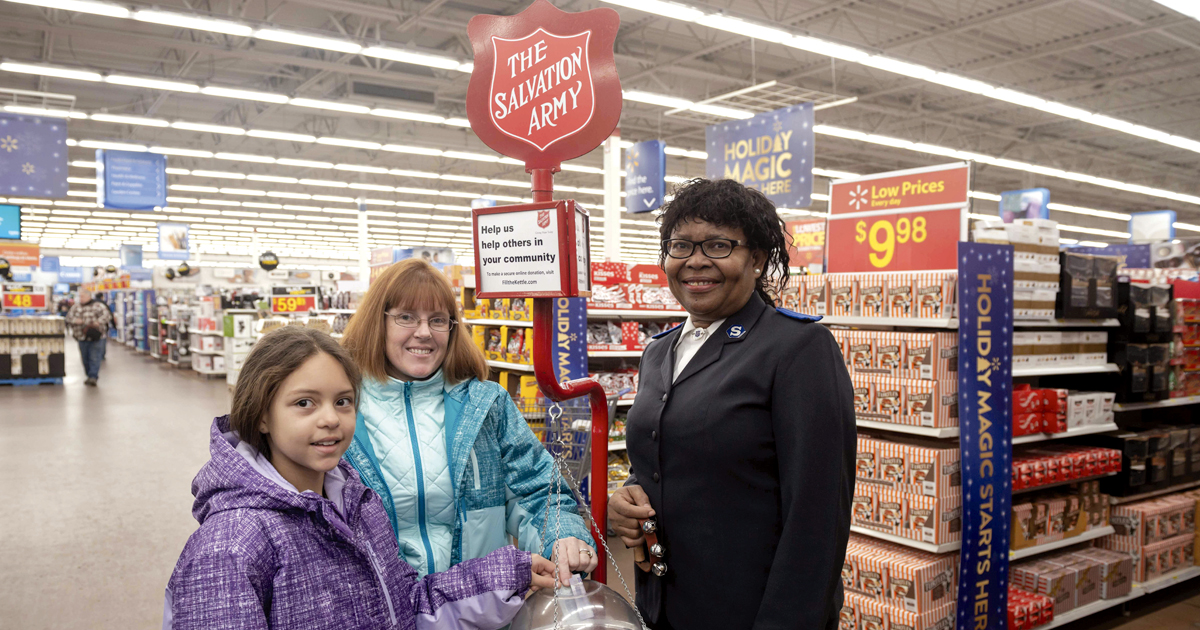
[820, 316, 957, 329]
[465, 319, 533, 328]
[1113, 395, 1200, 412]
[1012, 363, 1119, 378]
[855, 419, 959, 439]
[1012, 423, 1120, 445]
[1009, 526, 1115, 561]
[848, 526, 962, 554]
[1013, 319, 1120, 328]
[587, 309, 684, 319]
[486, 360, 533, 372]
[1013, 472, 1117, 495]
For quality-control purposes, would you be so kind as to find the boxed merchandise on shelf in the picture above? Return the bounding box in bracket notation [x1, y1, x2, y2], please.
[504, 327, 531, 364]
[1013, 444, 1122, 491]
[974, 218, 1061, 320]
[592, 369, 638, 401]
[1011, 481, 1111, 551]
[855, 434, 962, 499]
[1058, 252, 1121, 321]
[853, 484, 962, 545]
[587, 319, 681, 352]
[1097, 490, 1199, 582]
[0, 317, 67, 379]
[1010, 547, 1134, 618]
[798, 272, 958, 320]
[832, 329, 957, 380]
[1007, 586, 1056, 630]
[1084, 429, 1200, 496]
[841, 533, 959, 625]
[850, 374, 958, 428]
[588, 262, 684, 312]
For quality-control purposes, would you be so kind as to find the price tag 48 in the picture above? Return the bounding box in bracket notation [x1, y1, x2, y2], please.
[855, 216, 928, 268]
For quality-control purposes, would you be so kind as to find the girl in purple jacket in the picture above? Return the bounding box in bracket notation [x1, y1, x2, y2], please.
[165, 326, 555, 630]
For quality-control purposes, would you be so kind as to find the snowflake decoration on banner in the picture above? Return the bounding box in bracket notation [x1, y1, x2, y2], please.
[21, 162, 34, 175]
[0, 135, 16, 152]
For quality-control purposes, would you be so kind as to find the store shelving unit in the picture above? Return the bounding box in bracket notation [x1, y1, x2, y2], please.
[608, 440, 626, 452]
[1109, 479, 1200, 505]
[487, 359, 533, 372]
[1012, 423, 1120, 445]
[465, 318, 533, 328]
[1012, 363, 1119, 378]
[820, 316, 957, 328]
[1013, 472, 1118, 495]
[855, 419, 960, 438]
[1012, 319, 1120, 328]
[1113, 395, 1200, 412]
[849, 526, 963, 554]
[1038, 566, 1200, 629]
[616, 399, 633, 407]
[1009, 526, 1115, 561]
[311, 308, 357, 314]
[587, 309, 684, 319]
[590, 350, 643, 358]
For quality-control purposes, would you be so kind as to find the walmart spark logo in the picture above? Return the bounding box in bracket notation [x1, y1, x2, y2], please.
[0, 136, 16, 152]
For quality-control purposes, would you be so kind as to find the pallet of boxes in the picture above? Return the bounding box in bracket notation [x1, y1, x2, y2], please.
[1097, 489, 1200, 584]
[0, 316, 66, 382]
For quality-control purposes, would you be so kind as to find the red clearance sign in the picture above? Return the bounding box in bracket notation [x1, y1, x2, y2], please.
[466, 0, 621, 170]
[785, 219, 827, 268]
[826, 163, 970, 273]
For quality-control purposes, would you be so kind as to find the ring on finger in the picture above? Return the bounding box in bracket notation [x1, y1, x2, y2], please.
[580, 548, 593, 558]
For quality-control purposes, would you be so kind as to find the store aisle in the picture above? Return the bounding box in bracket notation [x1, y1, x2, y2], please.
[0, 341, 226, 630]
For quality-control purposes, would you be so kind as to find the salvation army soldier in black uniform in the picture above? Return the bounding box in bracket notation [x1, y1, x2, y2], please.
[609, 178, 856, 630]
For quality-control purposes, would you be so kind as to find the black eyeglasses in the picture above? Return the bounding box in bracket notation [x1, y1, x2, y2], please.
[662, 238, 745, 259]
[385, 312, 456, 332]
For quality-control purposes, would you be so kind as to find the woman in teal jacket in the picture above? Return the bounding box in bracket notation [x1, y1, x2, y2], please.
[342, 259, 597, 582]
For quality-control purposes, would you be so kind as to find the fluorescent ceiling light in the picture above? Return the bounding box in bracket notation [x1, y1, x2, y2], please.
[200, 86, 289, 104]
[151, 147, 213, 158]
[255, 28, 362, 54]
[0, 61, 101, 81]
[1152, 1, 1200, 20]
[246, 129, 317, 143]
[2, 105, 80, 118]
[5, 0, 130, 17]
[89, 113, 169, 127]
[445, 118, 471, 127]
[371, 108, 447, 124]
[79, 140, 146, 151]
[316, 137, 382, 150]
[171, 121, 245, 135]
[215, 152, 275, 164]
[361, 47, 460, 69]
[600, 0, 704, 20]
[290, 98, 371, 114]
[106, 75, 199, 92]
[132, 9, 253, 36]
[623, 90, 693, 109]
[383, 144, 443, 156]
[277, 158, 333, 169]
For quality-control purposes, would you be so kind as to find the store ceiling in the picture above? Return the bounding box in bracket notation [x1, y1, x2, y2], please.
[1, 0, 1198, 267]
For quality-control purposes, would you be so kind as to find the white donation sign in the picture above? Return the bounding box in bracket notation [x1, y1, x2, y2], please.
[472, 200, 591, 298]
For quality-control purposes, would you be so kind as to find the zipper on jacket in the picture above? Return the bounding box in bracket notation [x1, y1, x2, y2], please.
[363, 536, 399, 626]
[470, 448, 481, 490]
[405, 382, 438, 574]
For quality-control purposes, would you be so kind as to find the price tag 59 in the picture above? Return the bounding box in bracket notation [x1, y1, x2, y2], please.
[272, 296, 312, 313]
[855, 216, 928, 268]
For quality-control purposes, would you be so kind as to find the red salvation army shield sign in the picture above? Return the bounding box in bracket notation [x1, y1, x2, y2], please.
[467, 0, 621, 170]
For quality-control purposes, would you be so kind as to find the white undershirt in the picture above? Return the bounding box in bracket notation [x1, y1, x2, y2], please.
[672, 316, 726, 382]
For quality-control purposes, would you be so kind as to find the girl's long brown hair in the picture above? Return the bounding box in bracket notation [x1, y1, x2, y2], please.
[230, 326, 362, 458]
[341, 258, 489, 384]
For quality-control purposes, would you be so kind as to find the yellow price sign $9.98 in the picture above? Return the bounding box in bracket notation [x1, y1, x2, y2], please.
[854, 216, 928, 269]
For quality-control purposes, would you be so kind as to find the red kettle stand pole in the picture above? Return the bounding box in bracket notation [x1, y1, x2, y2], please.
[529, 168, 609, 584]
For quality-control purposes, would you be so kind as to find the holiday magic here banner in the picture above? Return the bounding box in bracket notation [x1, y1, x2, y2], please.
[956, 242, 1014, 630]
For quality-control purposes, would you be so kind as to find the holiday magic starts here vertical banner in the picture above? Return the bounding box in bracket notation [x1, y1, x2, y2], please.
[956, 242, 1014, 630]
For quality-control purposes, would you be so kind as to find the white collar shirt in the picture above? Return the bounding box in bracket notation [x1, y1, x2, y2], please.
[672, 316, 727, 382]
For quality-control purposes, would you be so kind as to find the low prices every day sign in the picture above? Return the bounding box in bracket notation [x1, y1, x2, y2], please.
[2, 284, 47, 309]
[826, 162, 970, 273]
[270, 287, 316, 314]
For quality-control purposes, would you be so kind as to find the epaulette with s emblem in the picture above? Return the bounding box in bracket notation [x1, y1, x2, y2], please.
[651, 323, 682, 339]
[777, 308, 823, 322]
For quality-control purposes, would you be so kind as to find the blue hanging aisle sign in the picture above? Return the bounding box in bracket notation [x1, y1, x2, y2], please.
[705, 103, 814, 208]
[119, 243, 143, 267]
[625, 139, 666, 213]
[0, 113, 68, 198]
[58, 266, 83, 283]
[40, 255, 59, 272]
[956, 242, 1014, 630]
[0, 204, 20, 239]
[998, 188, 1049, 223]
[97, 149, 167, 210]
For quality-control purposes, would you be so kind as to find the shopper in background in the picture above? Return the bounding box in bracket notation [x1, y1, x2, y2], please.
[165, 326, 554, 630]
[608, 178, 857, 630]
[341, 259, 598, 584]
[65, 289, 111, 386]
[94, 293, 115, 361]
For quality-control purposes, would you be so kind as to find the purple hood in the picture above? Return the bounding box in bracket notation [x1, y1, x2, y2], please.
[164, 415, 533, 630]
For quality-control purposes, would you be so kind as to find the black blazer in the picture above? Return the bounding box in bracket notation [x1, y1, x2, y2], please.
[625, 293, 856, 630]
